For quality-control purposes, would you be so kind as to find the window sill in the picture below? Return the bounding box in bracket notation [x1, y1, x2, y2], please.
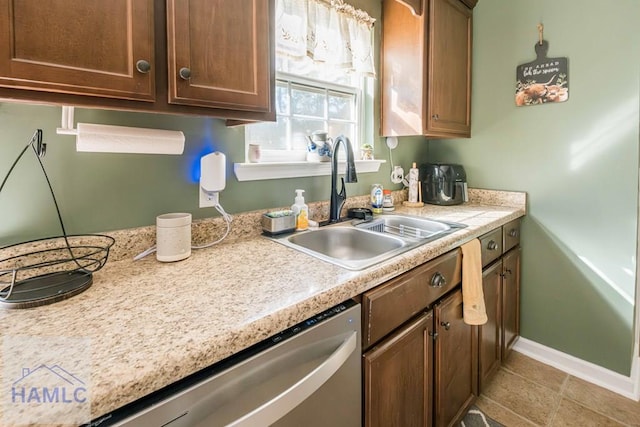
[233, 160, 385, 182]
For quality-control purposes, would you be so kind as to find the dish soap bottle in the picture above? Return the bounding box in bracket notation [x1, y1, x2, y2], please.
[291, 189, 309, 231]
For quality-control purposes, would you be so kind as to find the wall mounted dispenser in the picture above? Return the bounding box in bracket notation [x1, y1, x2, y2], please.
[56, 106, 185, 155]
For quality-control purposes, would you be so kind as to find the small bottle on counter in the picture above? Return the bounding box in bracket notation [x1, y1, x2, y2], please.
[291, 189, 309, 231]
[382, 189, 395, 212]
[371, 184, 383, 214]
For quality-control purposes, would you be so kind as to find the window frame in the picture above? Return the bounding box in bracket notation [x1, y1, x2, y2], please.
[244, 71, 364, 163]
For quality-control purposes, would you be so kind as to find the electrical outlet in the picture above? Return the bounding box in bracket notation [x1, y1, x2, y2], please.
[199, 188, 219, 208]
[390, 166, 404, 184]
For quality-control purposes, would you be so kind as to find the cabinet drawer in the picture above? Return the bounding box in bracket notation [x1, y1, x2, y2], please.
[503, 218, 521, 253]
[362, 249, 461, 349]
[479, 228, 502, 268]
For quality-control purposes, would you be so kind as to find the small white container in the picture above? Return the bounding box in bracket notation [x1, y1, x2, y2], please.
[248, 143, 261, 163]
[156, 213, 192, 262]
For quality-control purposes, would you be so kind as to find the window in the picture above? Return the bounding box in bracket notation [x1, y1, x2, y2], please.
[245, 72, 361, 162]
[237, 0, 381, 180]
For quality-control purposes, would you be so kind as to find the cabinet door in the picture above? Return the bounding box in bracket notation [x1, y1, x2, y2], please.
[502, 248, 521, 361]
[434, 290, 477, 427]
[167, 0, 274, 113]
[478, 261, 502, 393]
[380, 0, 427, 136]
[0, 0, 155, 101]
[426, 0, 472, 136]
[364, 312, 434, 427]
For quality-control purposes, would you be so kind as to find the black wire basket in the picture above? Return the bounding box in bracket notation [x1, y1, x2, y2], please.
[0, 130, 115, 309]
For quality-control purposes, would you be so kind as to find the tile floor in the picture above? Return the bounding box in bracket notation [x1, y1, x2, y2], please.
[476, 351, 640, 426]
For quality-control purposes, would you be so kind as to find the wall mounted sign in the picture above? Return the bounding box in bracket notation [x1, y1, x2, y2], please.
[516, 24, 569, 107]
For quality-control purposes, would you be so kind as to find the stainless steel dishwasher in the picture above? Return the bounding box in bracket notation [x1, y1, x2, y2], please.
[91, 300, 361, 427]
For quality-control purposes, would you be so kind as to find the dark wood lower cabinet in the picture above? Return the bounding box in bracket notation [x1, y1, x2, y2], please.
[477, 220, 522, 390]
[502, 248, 521, 361]
[363, 312, 434, 427]
[478, 261, 502, 392]
[363, 222, 523, 426]
[434, 290, 477, 427]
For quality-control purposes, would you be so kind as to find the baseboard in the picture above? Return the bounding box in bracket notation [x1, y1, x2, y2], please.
[513, 337, 640, 401]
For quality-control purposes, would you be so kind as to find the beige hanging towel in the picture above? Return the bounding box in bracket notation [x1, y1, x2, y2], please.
[461, 238, 488, 325]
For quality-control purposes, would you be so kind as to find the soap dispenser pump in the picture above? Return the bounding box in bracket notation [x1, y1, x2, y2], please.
[291, 189, 309, 231]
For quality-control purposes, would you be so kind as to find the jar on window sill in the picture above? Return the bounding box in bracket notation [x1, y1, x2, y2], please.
[360, 144, 374, 160]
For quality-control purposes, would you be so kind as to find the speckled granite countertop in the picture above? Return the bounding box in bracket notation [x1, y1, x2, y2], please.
[0, 189, 526, 424]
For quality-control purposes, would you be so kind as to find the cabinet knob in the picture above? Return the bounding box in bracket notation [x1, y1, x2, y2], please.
[505, 268, 512, 275]
[179, 67, 192, 80]
[432, 114, 440, 121]
[430, 272, 446, 288]
[509, 228, 518, 238]
[487, 240, 498, 251]
[440, 321, 451, 331]
[136, 60, 151, 74]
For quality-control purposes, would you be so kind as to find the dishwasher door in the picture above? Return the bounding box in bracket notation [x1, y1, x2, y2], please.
[109, 301, 361, 427]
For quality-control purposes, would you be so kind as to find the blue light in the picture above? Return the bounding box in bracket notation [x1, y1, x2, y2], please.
[188, 120, 218, 183]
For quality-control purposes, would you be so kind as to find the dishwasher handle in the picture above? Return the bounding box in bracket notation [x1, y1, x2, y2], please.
[228, 330, 357, 427]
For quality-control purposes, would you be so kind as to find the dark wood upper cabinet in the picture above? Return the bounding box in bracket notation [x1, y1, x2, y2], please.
[0, 0, 155, 101]
[166, 0, 273, 112]
[0, 0, 275, 121]
[396, 0, 423, 15]
[427, 0, 472, 136]
[381, 0, 473, 138]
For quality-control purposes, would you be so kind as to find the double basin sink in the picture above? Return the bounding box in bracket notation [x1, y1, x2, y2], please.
[270, 214, 466, 270]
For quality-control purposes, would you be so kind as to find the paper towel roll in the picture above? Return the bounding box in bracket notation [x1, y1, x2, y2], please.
[76, 123, 185, 155]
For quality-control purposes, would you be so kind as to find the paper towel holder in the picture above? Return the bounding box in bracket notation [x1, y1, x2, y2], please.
[56, 105, 79, 136]
[56, 106, 185, 155]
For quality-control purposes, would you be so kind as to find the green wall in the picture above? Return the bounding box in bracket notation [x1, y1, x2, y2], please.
[0, 0, 426, 246]
[428, 0, 639, 375]
[0, 103, 429, 246]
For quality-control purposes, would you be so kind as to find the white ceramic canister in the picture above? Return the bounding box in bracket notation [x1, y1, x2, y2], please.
[248, 143, 261, 163]
[156, 213, 192, 262]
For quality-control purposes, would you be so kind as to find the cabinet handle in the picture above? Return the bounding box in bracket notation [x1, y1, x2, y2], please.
[136, 60, 151, 74]
[430, 272, 446, 288]
[179, 67, 192, 80]
[429, 331, 439, 340]
[505, 268, 512, 275]
[440, 321, 451, 331]
[509, 228, 518, 238]
[432, 114, 440, 121]
[487, 240, 498, 251]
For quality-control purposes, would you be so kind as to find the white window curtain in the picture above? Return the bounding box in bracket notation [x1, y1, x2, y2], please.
[276, 0, 376, 77]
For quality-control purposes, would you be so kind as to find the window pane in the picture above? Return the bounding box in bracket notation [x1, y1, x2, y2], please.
[246, 117, 290, 150]
[276, 82, 289, 115]
[291, 85, 326, 118]
[292, 118, 325, 151]
[328, 91, 355, 121]
[328, 122, 356, 146]
[277, 56, 358, 87]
